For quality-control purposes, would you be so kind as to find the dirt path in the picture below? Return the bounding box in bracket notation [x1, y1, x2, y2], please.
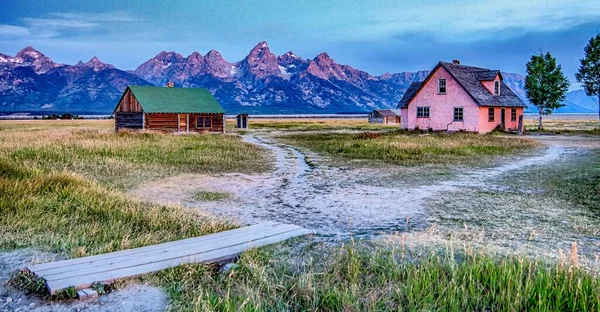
[132, 134, 570, 238]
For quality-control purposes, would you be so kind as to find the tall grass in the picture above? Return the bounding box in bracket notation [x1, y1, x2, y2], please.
[0, 159, 234, 256]
[0, 121, 269, 189]
[157, 242, 600, 311]
[281, 131, 540, 165]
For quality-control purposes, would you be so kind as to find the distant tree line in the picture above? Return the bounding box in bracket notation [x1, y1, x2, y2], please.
[34, 113, 84, 120]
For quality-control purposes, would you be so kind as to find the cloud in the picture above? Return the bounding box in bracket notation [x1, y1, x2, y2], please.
[0, 11, 139, 40]
[0, 25, 31, 38]
[332, 0, 600, 43]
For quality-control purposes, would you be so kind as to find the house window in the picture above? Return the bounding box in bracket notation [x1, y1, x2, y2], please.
[494, 81, 500, 95]
[196, 116, 212, 128]
[511, 108, 517, 121]
[417, 106, 430, 118]
[453, 107, 464, 121]
[438, 79, 446, 94]
[488, 107, 495, 122]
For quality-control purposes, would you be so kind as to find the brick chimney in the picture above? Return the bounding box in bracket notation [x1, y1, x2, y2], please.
[452, 60, 460, 65]
[167, 82, 174, 88]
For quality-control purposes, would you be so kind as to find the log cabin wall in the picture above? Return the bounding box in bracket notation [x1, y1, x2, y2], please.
[115, 112, 144, 131]
[189, 113, 225, 133]
[145, 113, 179, 131]
[115, 88, 142, 113]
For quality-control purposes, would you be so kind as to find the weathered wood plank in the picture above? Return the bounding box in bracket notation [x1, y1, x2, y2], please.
[27, 223, 313, 295]
[28, 222, 279, 272]
[45, 228, 311, 294]
[36, 224, 299, 278]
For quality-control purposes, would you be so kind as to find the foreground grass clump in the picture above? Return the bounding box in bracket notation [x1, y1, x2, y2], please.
[281, 131, 539, 165]
[0, 158, 234, 256]
[157, 243, 600, 311]
[0, 120, 269, 189]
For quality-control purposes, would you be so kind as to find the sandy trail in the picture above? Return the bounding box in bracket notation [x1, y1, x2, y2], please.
[132, 134, 568, 238]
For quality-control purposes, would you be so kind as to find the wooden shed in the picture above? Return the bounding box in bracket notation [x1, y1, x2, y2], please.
[368, 109, 401, 124]
[114, 86, 225, 133]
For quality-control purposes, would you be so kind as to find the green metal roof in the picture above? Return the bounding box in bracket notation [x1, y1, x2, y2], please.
[127, 86, 225, 114]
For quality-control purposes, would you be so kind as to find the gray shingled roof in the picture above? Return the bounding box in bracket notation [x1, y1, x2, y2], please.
[397, 61, 526, 108]
[397, 82, 423, 108]
[374, 109, 401, 117]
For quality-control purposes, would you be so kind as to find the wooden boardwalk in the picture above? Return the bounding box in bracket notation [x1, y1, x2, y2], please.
[27, 222, 312, 295]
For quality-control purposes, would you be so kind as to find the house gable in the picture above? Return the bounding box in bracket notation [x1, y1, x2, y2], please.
[404, 66, 481, 132]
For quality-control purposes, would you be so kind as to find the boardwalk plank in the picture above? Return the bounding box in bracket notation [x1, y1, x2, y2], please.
[26, 223, 312, 295]
[42, 224, 301, 280]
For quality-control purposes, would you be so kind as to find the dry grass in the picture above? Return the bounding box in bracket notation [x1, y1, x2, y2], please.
[0, 120, 269, 189]
[524, 116, 600, 133]
[279, 131, 540, 165]
[238, 118, 398, 132]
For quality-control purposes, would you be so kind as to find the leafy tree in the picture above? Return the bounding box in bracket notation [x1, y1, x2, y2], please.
[525, 52, 570, 130]
[575, 34, 600, 121]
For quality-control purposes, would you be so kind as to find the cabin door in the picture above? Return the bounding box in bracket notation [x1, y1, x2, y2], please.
[178, 114, 188, 133]
[500, 108, 506, 129]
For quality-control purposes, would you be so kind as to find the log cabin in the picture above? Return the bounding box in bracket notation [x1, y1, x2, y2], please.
[114, 85, 226, 133]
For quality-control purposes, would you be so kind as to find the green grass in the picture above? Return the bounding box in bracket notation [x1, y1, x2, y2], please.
[193, 191, 230, 201]
[155, 243, 600, 311]
[280, 131, 540, 165]
[0, 159, 234, 256]
[508, 149, 600, 215]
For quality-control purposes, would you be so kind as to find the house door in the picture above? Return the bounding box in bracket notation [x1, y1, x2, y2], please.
[500, 108, 506, 129]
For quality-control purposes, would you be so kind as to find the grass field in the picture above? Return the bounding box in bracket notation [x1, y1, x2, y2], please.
[524, 115, 600, 134]
[2, 120, 599, 310]
[279, 131, 540, 165]
[234, 118, 398, 132]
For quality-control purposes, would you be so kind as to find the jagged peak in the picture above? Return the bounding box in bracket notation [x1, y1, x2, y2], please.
[255, 41, 269, 49]
[75, 60, 85, 66]
[16, 46, 43, 57]
[154, 51, 183, 60]
[84, 56, 115, 70]
[314, 52, 333, 62]
[283, 51, 298, 58]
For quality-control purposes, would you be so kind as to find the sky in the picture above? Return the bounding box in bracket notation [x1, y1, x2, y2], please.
[1, 0, 599, 88]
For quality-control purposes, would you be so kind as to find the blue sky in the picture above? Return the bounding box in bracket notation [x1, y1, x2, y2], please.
[1, 0, 599, 87]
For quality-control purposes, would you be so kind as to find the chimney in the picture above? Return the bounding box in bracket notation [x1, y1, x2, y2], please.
[452, 59, 460, 65]
[167, 82, 174, 88]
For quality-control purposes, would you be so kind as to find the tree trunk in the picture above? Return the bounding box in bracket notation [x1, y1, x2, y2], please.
[538, 111, 543, 130]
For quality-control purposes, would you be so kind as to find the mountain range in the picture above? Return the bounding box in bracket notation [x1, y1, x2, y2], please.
[0, 42, 597, 114]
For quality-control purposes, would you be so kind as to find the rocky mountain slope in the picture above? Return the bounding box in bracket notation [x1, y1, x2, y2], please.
[0, 43, 597, 114]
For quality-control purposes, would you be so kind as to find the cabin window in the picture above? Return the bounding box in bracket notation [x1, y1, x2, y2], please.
[196, 116, 212, 128]
[494, 81, 500, 95]
[453, 107, 464, 121]
[438, 79, 446, 94]
[511, 108, 517, 121]
[488, 107, 495, 122]
[417, 106, 430, 118]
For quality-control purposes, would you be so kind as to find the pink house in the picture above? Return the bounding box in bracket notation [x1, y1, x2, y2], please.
[397, 60, 527, 133]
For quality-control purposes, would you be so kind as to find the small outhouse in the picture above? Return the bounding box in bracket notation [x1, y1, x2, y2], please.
[236, 113, 249, 129]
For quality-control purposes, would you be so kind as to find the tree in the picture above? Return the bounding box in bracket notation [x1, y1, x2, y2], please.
[575, 34, 600, 121]
[525, 52, 570, 130]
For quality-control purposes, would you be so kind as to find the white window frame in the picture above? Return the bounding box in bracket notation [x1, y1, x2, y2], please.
[494, 81, 500, 95]
[417, 106, 430, 118]
[453, 107, 464, 122]
[438, 78, 447, 94]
